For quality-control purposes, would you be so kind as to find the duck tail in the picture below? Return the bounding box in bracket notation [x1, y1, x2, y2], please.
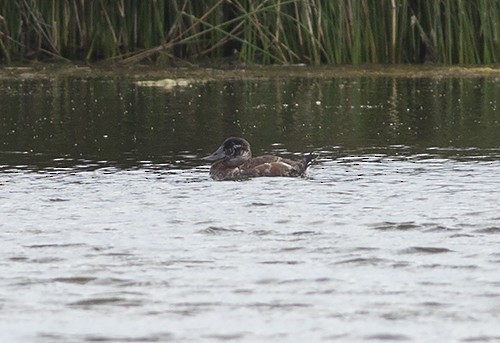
[293, 153, 317, 176]
[303, 153, 318, 169]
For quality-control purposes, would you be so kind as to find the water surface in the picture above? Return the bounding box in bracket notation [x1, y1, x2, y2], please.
[1, 70, 500, 342]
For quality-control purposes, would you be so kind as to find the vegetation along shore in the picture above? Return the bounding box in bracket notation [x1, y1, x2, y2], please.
[1, 0, 499, 65]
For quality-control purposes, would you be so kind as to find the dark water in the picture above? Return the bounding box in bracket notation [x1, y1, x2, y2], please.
[2, 75, 500, 170]
[1, 72, 500, 342]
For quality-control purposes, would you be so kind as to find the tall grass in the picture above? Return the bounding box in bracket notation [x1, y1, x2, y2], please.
[1, 0, 499, 64]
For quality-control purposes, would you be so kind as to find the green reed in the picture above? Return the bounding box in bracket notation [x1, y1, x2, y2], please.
[1, 0, 499, 64]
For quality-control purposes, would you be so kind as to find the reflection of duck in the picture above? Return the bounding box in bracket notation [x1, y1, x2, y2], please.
[203, 137, 317, 181]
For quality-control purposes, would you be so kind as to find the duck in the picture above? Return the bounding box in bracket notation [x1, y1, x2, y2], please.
[202, 137, 316, 181]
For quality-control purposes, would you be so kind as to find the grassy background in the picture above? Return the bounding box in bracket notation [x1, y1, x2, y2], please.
[1, 0, 499, 65]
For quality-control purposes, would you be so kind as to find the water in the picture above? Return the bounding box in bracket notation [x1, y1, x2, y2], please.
[1, 69, 500, 342]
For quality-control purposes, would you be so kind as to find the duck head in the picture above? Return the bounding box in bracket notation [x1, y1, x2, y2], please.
[202, 137, 252, 167]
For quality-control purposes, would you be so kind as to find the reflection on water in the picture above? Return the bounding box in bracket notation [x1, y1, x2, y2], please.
[1, 75, 499, 170]
[1, 72, 500, 342]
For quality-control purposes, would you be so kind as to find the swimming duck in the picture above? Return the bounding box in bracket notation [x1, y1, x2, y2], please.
[203, 137, 316, 181]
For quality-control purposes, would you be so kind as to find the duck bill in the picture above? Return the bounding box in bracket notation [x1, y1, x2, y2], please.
[202, 145, 226, 162]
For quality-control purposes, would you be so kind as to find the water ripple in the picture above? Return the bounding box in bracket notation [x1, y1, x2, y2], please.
[400, 247, 453, 254]
[2, 150, 500, 343]
[69, 297, 141, 307]
[198, 226, 245, 235]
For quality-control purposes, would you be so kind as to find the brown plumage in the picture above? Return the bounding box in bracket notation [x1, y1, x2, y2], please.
[202, 137, 316, 181]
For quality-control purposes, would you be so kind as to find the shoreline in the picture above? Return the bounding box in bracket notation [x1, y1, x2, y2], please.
[1, 63, 500, 80]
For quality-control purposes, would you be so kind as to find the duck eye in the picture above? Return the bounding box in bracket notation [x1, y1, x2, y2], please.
[226, 144, 242, 156]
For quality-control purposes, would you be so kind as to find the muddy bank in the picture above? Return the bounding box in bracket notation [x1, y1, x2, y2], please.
[1, 63, 500, 81]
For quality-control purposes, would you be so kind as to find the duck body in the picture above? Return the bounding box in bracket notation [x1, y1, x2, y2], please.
[203, 137, 316, 181]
